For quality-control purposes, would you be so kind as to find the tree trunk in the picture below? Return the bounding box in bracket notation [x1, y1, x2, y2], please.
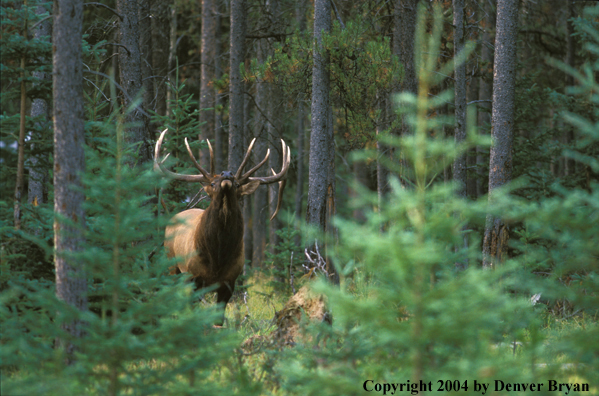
[393, 0, 418, 185]
[267, 0, 283, 255]
[228, 0, 246, 172]
[453, 0, 467, 199]
[305, 0, 332, 273]
[166, 4, 177, 117]
[477, 0, 495, 198]
[482, 0, 518, 269]
[117, 0, 151, 163]
[53, 0, 88, 362]
[200, 0, 216, 168]
[14, 1, 28, 230]
[467, 73, 479, 199]
[376, 95, 389, 216]
[214, 2, 225, 172]
[243, 94, 253, 267]
[395, 0, 418, 97]
[139, 0, 154, 142]
[28, 4, 51, 209]
[253, 40, 268, 268]
[151, 1, 170, 118]
[294, 0, 307, 238]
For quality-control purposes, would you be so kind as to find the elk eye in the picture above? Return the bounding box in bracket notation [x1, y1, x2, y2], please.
[211, 183, 215, 187]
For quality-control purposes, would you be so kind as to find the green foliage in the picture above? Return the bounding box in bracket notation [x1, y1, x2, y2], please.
[1, 112, 261, 395]
[151, 71, 208, 210]
[267, 5, 598, 394]
[265, 223, 304, 296]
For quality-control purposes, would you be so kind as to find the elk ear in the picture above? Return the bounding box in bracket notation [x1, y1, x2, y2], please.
[238, 180, 260, 196]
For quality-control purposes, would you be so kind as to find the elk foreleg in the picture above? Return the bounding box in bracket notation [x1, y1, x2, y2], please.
[215, 282, 234, 326]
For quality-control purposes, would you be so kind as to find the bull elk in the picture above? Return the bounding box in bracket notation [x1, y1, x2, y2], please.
[154, 129, 290, 325]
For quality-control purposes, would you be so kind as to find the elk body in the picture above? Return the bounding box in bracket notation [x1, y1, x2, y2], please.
[155, 130, 290, 324]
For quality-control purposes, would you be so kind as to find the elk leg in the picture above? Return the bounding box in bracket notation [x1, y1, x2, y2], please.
[215, 282, 234, 326]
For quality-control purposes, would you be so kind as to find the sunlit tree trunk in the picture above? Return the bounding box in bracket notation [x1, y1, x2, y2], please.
[229, 0, 246, 171]
[53, 0, 88, 362]
[482, 0, 519, 269]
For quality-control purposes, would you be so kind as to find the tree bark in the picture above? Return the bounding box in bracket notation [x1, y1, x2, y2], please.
[393, 0, 418, 185]
[306, 0, 333, 276]
[214, 0, 225, 172]
[14, 1, 28, 230]
[477, 0, 495, 198]
[28, 4, 52, 209]
[294, 0, 307, 230]
[200, 0, 216, 169]
[151, 1, 170, 119]
[139, 0, 154, 142]
[253, 40, 268, 268]
[228, 0, 246, 172]
[267, 0, 282, 254]
[53, 0, 88, 361]
[482, 0, 518, 269]
[117, 0, 151, 163]
[453, 0, 467, 199]
[243, 94, 253, 267]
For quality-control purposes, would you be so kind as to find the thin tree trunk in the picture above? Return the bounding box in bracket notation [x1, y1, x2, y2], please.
[253, 40, 268, 268]
[467, 74, 479, 199]
[214, 2, 225, 172]
[393, 0, 418, 185]
[166, 4, 177, 117]
[200, 0, 216, 168]
[151, 1, 170, 118]
[305, 0, 332, 273]
[14, 0, 28, 229]
[53, 0, 88, 362]
[243, 93, 253, 267]
[28, 3, 51, 209]
[228, 0, 246, 172]
[267, 0, 283, 254]
[117, 0, 151, 163]
[453, 0, 467, 198]
[294, 0, 307, 238]
[482, 0, 518, 269]
[376, 95, 389, 217]
[139, 0, 154, 142]
[477, 0, 495, 198]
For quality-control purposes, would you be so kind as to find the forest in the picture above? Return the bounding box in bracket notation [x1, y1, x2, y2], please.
[1, 0, 598, 394]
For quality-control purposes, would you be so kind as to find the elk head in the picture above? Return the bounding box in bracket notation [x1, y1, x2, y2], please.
[154, 129, 290, 325]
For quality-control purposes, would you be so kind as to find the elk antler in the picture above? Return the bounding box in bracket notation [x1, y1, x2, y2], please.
[154, 129, 211, 183]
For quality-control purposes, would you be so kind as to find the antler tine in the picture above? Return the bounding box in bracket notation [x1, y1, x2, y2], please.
[235, 138, 256, 179]
[206, 139, 215, 175]
[248, 139, 290, 185]
[269, 167, 287, 221]
[240, 148, 270, 182]
[154, 129, 209, 183]
[184, 138, 211, 179]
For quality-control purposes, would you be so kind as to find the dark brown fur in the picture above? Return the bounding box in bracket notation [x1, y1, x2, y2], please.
[165, 174, 260, 324]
